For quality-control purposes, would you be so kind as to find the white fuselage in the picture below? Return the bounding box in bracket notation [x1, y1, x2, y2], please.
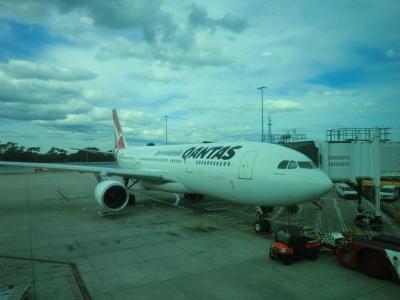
[116, 141, 332, 207]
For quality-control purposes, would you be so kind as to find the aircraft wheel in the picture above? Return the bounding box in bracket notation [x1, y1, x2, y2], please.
[253, 220, 271, 233]
[253, 221, 265, 233]
[361, 251, 390, 279]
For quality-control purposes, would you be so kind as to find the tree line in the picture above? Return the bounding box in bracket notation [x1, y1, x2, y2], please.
[0, 141, 114, 162]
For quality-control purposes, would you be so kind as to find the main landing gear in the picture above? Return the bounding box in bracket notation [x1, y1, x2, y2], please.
[184, 193, 204, 201]
[124, 177, 138, 205]
[254, 206, 272, 234]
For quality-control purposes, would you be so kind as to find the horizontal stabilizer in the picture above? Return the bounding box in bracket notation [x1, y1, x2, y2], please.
[70, 148, 114, 156]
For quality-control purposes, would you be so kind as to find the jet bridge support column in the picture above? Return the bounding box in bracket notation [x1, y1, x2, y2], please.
[356, 177, 363, 213]
[372, 128, 381, 219]
[353, 129, 383, 231]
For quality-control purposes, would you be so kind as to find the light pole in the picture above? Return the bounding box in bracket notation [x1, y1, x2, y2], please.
[163, 115, 168, 144]
[257, 86, 267, 142]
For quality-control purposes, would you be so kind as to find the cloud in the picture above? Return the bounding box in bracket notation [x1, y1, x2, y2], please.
[0, 73, 82, 104]
[260, 51, 272, 57]
[1, 1, 246, 70]
[0, 60, 97, 81]
[33, 113, 91, 126]
[0, 0, 176, 42]
[1, 0, 400, 146]
[264, 100, 303, 114]
[29, 107, 156, 137]
[96, 36, 237, 68]
[322, 90, 360, 97]
[188, 5, 249, 33]
[80, 16, 95, 25]
[386, 49, 400, 58]
[139, 63, 182, 82]
[352, 100, 375, 108]
[0, 98, 90, 121]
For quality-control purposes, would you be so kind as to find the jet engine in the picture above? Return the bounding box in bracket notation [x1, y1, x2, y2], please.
[94, 180, 129, 212]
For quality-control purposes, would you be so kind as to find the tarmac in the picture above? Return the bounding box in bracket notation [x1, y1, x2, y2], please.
[0, 170, 399, 299]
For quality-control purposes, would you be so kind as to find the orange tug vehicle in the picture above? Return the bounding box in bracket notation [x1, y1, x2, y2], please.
[336, 234, 400, 282]
[269, 225, 321, 265]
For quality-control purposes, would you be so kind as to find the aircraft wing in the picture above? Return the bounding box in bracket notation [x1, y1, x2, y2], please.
[0, 161, 176, 183]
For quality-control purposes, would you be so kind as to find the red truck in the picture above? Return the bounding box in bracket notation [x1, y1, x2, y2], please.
[336, 234, 400, 282]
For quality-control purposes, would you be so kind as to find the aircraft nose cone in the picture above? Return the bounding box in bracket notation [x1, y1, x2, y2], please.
[313, 173, 333, 197]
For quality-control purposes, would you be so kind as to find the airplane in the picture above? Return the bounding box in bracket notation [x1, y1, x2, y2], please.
[0, 109, 333, 233]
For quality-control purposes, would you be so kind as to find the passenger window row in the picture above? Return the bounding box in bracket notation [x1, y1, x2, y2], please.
[140, 157, 169, 162]
[196, 160, 231, 167]
[277, 160, 315, 169]
[140, 157, 182, 163]
[169, 159, 182, 164]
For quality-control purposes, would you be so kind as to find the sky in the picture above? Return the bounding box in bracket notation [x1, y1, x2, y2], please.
[0, 0, 399, 152]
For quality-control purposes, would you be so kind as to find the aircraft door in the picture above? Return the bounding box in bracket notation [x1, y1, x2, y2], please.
[238, 151, 258, 180]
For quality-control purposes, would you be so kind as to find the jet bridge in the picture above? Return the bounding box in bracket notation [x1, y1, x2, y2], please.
[319, 128, 399, 182]
[284, 128, 400, 230]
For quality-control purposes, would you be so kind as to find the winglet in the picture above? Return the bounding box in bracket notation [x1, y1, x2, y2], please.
[112, 109, 127, 150]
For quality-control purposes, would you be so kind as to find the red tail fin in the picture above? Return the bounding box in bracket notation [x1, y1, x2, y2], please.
[112, 109, 127, 150]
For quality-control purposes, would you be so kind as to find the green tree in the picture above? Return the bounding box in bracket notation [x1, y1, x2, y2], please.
[47, 147, 68, 162]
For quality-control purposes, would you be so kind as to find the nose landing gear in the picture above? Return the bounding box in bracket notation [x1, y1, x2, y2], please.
[254, 206, 272, 234]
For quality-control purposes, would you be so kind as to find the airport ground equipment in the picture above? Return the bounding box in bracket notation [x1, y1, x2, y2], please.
[319, 232, 344, 250]
[380, 185, 400, 201]
[269, 225, 321, 265]
[336, 234, 400, 282]
[353, 210, 383, 231]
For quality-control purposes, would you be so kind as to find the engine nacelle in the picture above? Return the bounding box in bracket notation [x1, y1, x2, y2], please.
[95, 180, 129, 212]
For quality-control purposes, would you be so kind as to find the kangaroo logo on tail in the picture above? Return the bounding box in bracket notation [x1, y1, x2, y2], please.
[112, 109, 127, 151]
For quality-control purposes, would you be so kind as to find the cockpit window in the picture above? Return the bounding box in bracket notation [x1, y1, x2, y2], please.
[288, 161, 298, 169]
[277, 160, 289, 169]
[297, 161, 314, 169]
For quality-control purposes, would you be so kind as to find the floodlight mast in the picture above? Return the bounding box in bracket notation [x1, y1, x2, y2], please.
[257, 86, 267, 142]
[163, 115, 168, 144]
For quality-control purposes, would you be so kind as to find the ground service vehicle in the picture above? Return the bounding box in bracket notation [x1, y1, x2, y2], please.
[380, 185, 399, 201]
[336, 235, 400, 282]
[336, 183, 358, 199]
[269, 225, 321, 265]
[353, 211, 384, 231]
